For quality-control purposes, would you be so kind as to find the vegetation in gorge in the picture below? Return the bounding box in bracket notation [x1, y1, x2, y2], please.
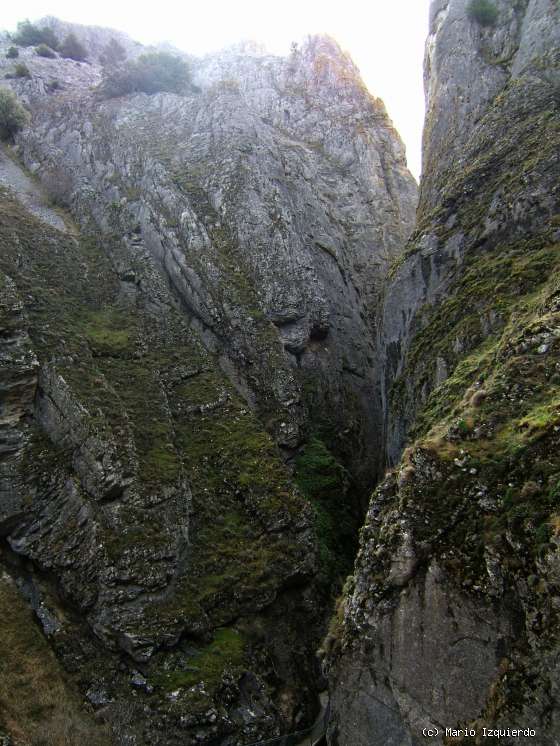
[295, 438, 355, 582]
[153, 628, 246, 693]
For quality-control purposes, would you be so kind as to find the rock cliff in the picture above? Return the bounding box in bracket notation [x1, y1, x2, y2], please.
[0, 22, 417, 745]
[8, 3, 557, 743]
[328, 0, 560, 744]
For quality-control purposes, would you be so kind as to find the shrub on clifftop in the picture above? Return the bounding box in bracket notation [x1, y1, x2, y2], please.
[60, 32, 87, 62]
[99, 38, 127, 66]
[0, 88, 29, 141]
[99, 51, 192, 97]
[467, 0, 499, 26]
[11, 20, 59, 50]
[35, 43, 57, 58]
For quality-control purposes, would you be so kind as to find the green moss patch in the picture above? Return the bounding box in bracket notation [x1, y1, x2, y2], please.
[294, 438, 354, 580]
[80, 308, 135, 356]
[467, 0, 499, 26]
[153, 627, 246, 693]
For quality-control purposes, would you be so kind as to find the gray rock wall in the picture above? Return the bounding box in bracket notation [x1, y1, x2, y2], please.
[381, 0, 560, 462]
[328, 1, 560, 743]
[2, 32, 417, 489]
[0, 25, 417, 745]
[0, 274, 38, 533]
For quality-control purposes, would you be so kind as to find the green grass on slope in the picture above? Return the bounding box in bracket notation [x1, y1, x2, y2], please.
[153, 627, 246, 692]
[0, 571, 111, 746]
[294, 438, 355, 582]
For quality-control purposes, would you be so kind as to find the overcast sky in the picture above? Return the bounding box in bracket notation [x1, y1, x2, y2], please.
[3, 0, 431, 179]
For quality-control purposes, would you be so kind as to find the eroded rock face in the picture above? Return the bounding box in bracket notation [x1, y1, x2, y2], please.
[381, 0, 560, 464]
[0, 24, 416, 746]
[331, 561, 520, 746]
[4, 30, 417, 488]
[329, 1, 560, 743]
[0, 179, 319, 744]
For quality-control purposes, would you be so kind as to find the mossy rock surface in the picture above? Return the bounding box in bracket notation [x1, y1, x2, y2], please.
[330, 29, 560, 742]
[153, 627, 246, 693]
[0, 182, 320, 735]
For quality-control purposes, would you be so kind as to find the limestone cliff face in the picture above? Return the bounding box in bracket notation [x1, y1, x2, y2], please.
[8, 29, 416, 487]
[0, 24, 416, 746]
[328, 1, 560, 744]
[382, 0, 560, 464]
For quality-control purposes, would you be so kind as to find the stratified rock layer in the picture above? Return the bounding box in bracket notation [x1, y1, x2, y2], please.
[328, 1, 560, 744]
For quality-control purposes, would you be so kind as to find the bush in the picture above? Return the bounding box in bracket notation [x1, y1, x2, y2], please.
[6, 46, 19, 59]
[467, 0, 499, 26]
[99, 38, 126, 66]
[60, 32, 87, 61]
[0, 88, 29, 140]
[42, 167, 73, 208]
[100, 51, 191, 97]
[295, 438, 348, 502]
[294, 437, 355, 580]
[11, 20, 59, 49]
[35, 43, 56, 59]
[14, 63, 31, 79]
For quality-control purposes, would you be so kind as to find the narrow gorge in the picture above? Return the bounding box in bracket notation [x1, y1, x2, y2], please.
[0, 1, 558, 744]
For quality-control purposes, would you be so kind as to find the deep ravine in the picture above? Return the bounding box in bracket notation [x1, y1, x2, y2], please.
[1, 1, 559, 744]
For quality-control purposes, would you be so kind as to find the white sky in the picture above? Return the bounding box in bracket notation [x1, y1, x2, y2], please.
[2, 1, 431, 179]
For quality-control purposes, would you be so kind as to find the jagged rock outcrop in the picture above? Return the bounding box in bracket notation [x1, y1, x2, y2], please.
[0, 22, 416, 746]
[328, 1, 560, 744]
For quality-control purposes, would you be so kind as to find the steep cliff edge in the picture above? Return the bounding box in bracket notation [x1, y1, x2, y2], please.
[328, 0, 560, 744]
[0, 23, 416, 746]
